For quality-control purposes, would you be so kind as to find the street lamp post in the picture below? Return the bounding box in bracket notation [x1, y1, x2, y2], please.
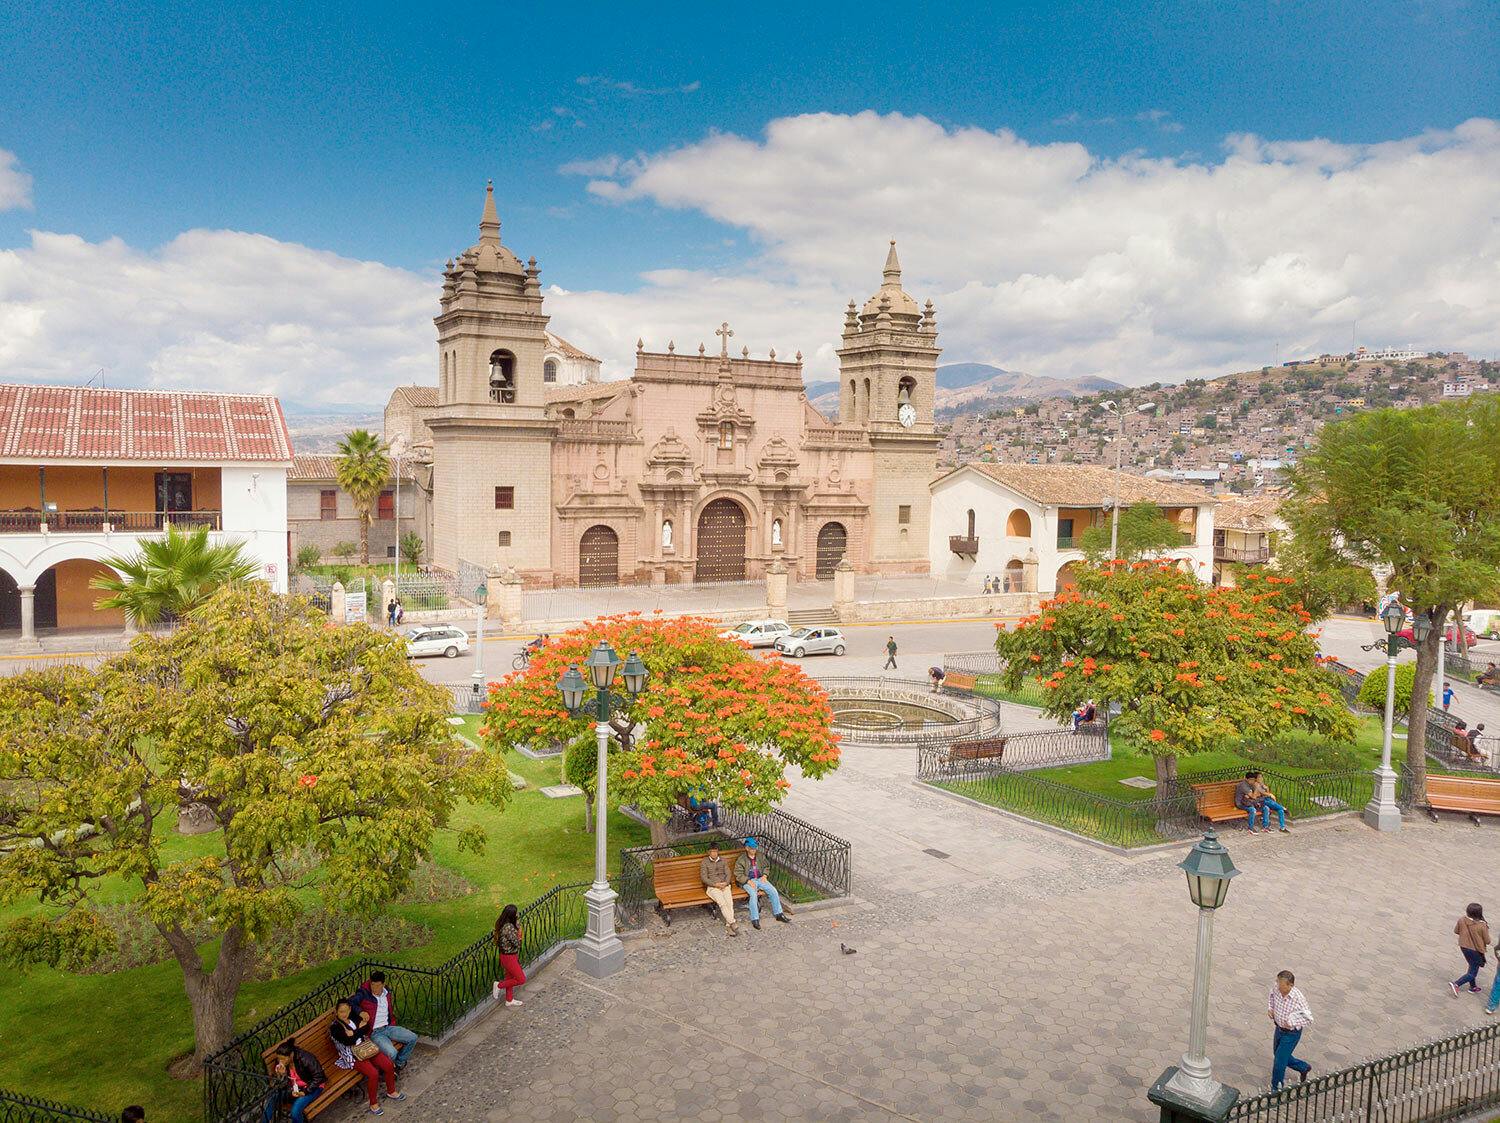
[1148, 829, 1241, 1123]
[471, 582, 488, 703]
[558, 643, 649, 978]
[1101, 400, 1156, 559]
[1364, 602, 1431, 831]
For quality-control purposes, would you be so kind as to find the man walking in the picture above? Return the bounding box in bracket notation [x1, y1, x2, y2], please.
[734, 837, 792, 930]
[884, 636, 898, 670]
[698, 841, 738, 937]
[1268, 970, 1314, 1089]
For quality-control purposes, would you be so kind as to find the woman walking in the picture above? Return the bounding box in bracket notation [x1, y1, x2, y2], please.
[1453, 902, 1490, 996]
[493, 903, 526, 1007]
[329, 998, 402, 1114]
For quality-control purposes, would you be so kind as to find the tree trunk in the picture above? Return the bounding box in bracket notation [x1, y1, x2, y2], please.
[1152, 751, 1179, 793]
[582, 792, 595, 833]
[163, 921, 251, 1066]
[648, 817, 670, 847]
[359, 513, 371, 566]
[1406, 607, 1447, 796]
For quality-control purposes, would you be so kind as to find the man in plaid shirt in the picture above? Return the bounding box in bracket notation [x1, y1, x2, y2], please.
[1268, 969, 1314, 1089]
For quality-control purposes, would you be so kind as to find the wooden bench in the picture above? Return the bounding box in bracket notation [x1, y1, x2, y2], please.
[942, 671, 977, 694]
[948, 736, 1008, 762]
[1425, 775, 1500, 825]
[260, 1011, 363, 1118]
[1191, 780, 1247, 825]
[651, 848, 752, 925]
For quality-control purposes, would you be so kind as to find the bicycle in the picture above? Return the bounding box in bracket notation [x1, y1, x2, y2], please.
[512, 649, 531, 670]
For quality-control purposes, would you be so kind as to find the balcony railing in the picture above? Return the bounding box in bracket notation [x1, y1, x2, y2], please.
[1215, 544, 1271, 563]
[1056, 535, 1079, 549]
[0, 509, 222, 533]
[949, 534, 979, 556]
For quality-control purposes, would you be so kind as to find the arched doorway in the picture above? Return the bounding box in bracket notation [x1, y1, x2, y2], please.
[695, 498, 748, 583]
[0, 568, 57, 631]
[816, 522, 848, 580]
[1004, 559, 1025, 592]
[1056, 561, 1081, 592]
[578, 525, 619, 587]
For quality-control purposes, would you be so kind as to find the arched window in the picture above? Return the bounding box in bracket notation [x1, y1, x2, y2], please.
[488, 349, 516, 403]
[718, 422, 734, 450]
[543, 359, 559, 384]
[966, 508, 976, 537]
[898, 376, 917, 404]
[862, 378, 872, 423]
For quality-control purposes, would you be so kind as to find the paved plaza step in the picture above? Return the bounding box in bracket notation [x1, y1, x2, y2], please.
[787, 607, 837, 627]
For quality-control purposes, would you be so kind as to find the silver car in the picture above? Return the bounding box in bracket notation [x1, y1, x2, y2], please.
[774, 626, 846, 658]
[719, 619, 793, 648]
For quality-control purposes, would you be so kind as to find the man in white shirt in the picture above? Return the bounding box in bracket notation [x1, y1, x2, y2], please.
[1267, 969, 1314, 1089]
[354, 971, 418, 1069]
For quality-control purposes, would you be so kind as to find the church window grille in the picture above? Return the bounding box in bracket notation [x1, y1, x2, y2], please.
[898, 505, 911, 525]
[378, 490, 395, 520]
[498, 531, 512, 547]
[718, 422, 734, 450]
[319, 490, 337, 520]
[495, 486, 515, 510]
[543, 359, 558, 383]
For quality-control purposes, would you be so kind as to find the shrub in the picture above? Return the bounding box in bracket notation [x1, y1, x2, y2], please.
[294, 543, 322, 572]
[331, 541, 358, 558]
[400, 531, 425, 567]
[1356, 662, 1431, 715]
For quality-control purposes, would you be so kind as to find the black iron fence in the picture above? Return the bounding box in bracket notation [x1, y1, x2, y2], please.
[1321, 659, 1368, 710]
[616, 806, 851, 929]
[0, 1090, 113, 1123]
[1230, 1018, 1500, 1123]
[915, 725, 1109, 778]
[920, 763, 1376, 850]
[440, 681, 486, 714]
[1423, 709, 1500, 773]
[202, 881, 589, 1123]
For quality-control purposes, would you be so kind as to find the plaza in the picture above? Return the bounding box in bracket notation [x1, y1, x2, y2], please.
[317, 700, 1500, 1122]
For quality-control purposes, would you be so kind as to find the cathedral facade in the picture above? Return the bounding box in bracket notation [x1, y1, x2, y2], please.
[415, 184, 940, 588]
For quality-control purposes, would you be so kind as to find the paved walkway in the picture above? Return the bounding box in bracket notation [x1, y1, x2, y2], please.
[328, 731, 1500, 1122]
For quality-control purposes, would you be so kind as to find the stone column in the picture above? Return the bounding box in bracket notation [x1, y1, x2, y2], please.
[493, 566, 523, 628]
[1023, 550, 1040, 594]
[15, 585, 41, 651]
[330, 581, 346, 624]
[766, 558, 788, 618]
[832, 557, 855, 620]
[381, 578, 396, 625]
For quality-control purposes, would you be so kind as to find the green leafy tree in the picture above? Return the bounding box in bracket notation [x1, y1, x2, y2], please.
[293, 543, 322, 572]
[334, 429, 391, 565]
[1356, 663, 1431, 716]
[994, 563, 1355, 788]
[480, 614, 839, 844]
[399, 531, 425, 567]
[91, 524, 259, 626]
[0, 584, 510, 1063]
[1264, 531, 1376, 621]
[1079, 503, 1186, 563]
[1286, 399, 1500, 789]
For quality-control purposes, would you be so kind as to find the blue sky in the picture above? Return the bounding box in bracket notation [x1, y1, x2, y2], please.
[0, 0, 1496, 404]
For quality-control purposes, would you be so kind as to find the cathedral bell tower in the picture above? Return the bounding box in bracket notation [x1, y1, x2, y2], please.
[426, 182, 557, 578]
[837, 241, 941, 573]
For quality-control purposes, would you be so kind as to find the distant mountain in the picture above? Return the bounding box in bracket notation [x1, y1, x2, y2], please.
[802, 364, 1121, 419]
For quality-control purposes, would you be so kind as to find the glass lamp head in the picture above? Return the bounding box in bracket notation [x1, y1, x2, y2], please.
[1179, 828, 1239, 910]
[557, 665, 587, 714]
[1381, 599, 1405, 635]
[1412, 612, 1435, 645]
[621, 651, 649, 697]
[585, 641, 621, 690]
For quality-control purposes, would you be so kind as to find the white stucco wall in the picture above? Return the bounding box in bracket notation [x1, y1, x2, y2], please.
[222, 466, 289, 592]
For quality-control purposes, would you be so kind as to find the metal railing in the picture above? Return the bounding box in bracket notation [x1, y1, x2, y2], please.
[1214, 545, 1272, 563]
[393, 572, 450, 611]
[440, 681, 486, 714]
[0, 1090, 114, 1122]
[944, 651, 1053, 709]
[616, 805, 851, 929]
[915, 725, 1109, 778]
[0, 509, 222, 533]
[949, 534, 979, 556]
[820, 677, 1006, 747]
[1229, 1018, 1500, 1122]
[202, 882, 590, 1123]
[919, 763, 1376, 849]
[1424, 710, 1500, 773]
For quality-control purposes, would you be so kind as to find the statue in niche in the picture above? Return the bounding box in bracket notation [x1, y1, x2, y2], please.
[771, 518, 783, 548]
[661, 520, 674, 549]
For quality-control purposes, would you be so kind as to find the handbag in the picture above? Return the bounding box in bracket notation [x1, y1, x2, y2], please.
[352, 1039, 380, 1062]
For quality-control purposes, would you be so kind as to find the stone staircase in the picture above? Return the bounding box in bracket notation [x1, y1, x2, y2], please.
[787, 607, 838, 628]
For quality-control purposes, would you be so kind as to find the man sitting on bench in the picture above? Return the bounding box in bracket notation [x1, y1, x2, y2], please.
[699, 842, 739, 937]
[1479, 663, 1500, 687]
[735, 836, 792, 930]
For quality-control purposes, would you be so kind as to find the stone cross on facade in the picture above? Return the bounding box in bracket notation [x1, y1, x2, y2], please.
[716, 321, 734, 358]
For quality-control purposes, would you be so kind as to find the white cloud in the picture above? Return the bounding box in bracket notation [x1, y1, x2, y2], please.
[0, 148, 33, 211]
[0, 229, 432, 406]
[560, 112, 1500, 386]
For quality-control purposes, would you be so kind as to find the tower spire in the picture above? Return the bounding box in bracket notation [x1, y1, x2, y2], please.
[479, 180, 501, 245]
[883, 239, 901, 284]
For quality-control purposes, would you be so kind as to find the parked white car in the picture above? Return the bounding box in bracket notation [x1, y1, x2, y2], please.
[405, 625, 470, 659]
[774, 626, 847, 658]
[719, 619, 793, 648]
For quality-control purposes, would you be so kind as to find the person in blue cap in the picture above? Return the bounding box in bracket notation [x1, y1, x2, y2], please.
[733, 837, 792, 930]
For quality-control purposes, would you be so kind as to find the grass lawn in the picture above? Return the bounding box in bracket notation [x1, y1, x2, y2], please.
[0, 714, 648, 1121]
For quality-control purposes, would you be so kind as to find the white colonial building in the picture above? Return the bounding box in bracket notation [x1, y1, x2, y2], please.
[928, 463, 1216, 593]
[0, 384, 293, 648]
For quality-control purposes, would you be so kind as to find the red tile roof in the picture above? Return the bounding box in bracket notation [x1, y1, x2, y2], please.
[289, 453, 418, 482]
[0, 384, 293, 464]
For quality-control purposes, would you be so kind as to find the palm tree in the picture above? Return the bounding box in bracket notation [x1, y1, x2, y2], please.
[92, 525, 259, 626]
[335, 429, 391, 565]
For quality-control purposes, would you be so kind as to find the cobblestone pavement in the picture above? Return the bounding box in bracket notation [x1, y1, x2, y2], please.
[328, 739, 1500, 1121]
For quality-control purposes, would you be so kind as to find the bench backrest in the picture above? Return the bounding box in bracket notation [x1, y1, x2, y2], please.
[949, 737, 1007, 760]
[944, 671, 977, 692]
[261, 1009, 344, 1077]
[1428, 775, 1500, 802]
[652, 849, 748, 897]
[1191, 780, 1241, 812]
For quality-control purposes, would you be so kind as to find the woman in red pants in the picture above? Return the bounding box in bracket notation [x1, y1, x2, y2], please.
[329, 999, 403, 1115]
[493, 903, 526, 1006]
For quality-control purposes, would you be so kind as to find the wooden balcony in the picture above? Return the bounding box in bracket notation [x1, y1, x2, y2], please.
[1215, 544, 1272, 563]
[949, 535, 979, 557]
[0, 509, 223, 534]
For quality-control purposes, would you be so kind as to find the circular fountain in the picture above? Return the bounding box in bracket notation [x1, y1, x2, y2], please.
[821, 677, 1004, 748]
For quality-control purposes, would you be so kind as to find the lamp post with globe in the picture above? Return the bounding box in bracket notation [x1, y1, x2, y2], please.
[1363, 601, 1432, 831]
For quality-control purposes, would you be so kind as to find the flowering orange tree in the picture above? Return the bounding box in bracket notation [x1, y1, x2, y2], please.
[479, 613, 840, 826]
[994, 562, 1356, 786]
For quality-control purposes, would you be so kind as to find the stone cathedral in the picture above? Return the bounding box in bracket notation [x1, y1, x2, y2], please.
[413, 184, 940, 588]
